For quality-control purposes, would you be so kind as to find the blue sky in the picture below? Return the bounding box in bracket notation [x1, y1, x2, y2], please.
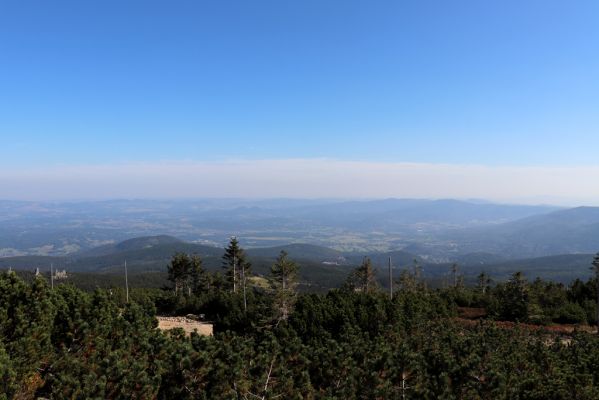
[1, 1, 598, 201]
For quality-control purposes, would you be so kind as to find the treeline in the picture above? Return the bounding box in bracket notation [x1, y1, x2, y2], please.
[161, 240, 599, 328]
[451, 271, 599, 326]
[2, 242, 599, 399]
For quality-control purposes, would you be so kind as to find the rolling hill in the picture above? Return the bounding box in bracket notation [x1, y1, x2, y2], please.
[246, 243, 344, 261]
[459, 253, 596, 283]
[3, 233, 596, 289]
[77, 235, 186, 257]
[447, 207, 599, 259]
[0, 236, 358, 289]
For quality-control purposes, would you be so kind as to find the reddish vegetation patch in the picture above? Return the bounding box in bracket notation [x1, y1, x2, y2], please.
[15, 372, 44, 399]
[453, 317, 596, 335]
[455, 307, 596, 336]
[457, 307, 487, 319]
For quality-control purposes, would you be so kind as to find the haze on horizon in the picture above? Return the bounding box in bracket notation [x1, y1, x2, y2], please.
[2, 160, 599, 207]
[1, 1, 598, 204]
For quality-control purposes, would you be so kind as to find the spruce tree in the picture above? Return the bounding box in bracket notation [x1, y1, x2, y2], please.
[222, 237, 251, 294]
[270, 250, 299, 322]
[477, 272, 491, 295]
[167, 253, 191, 295]
[189, 254, 208, 295]
[451, 263, 459, 288]
[346, 257, 378, 293]
[495, 271, 529, 322]
[167, 253, 208, 296]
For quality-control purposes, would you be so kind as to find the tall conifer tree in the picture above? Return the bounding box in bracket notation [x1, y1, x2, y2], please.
[222, 237, 251, 294]
[270, 250, 299, 321]
[346, 257, 378, 293]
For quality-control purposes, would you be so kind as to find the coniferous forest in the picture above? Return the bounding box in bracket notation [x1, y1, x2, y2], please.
[2, 242, 599, 399]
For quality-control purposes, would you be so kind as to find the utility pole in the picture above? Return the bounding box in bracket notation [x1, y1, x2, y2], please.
[50, 263, 54, 289]
[400, 371, 411, 400]
[388, 256, 393, 300]
[124, 260, 129, 303]
[241, 264, 247, 313]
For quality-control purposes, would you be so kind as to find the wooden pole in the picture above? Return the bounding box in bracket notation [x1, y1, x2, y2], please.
[124, 260, 129, 303]
[233, 254, 237, 294]
[388, 256, 393, 300]
[242, 264, 247, 313]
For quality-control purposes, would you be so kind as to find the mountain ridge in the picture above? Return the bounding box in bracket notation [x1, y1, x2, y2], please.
[1, 235, 597, 285]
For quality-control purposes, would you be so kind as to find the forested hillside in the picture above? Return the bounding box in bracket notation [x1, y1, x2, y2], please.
[3, 234, 597, 291]
[446, 207, 599, 258]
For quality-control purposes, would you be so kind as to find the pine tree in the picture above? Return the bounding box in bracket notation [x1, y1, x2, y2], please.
[477, 272, 491, 295]
[346, 257, 378, 293]
[167, 253, 191, 295]
[451, 263, 459, 288]
[222, 237, 251, 294]
[189, 254, 208, 295]
[270, 250, 299, 322]
[167, 253, 208, 296]
[0, 342, 17, 398]
[494, 271, 529, 322]
[168, 253, 196, 295]
[397, 269, 417, 292]
[413, 258, 427, 290]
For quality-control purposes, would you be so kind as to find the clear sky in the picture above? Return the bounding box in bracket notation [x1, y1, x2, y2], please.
[1, 1, 598, 202]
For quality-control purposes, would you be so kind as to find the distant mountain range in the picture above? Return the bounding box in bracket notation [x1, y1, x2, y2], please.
[0, 199, 598, 281]
[442, 206, 599, 259]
